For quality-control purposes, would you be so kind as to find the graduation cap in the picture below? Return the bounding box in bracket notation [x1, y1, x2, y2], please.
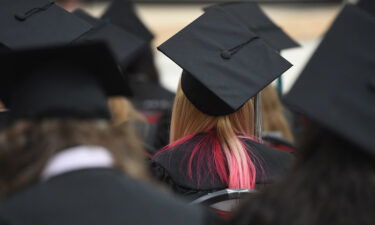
[0, 0, 92, 49]
[158, 9, 292, 116]
[357, 0, 375, 17]
[101, 0, 154, 41]
[283, 4, 375, 153]
[204, 2, 299, 51]
[0, 43, 131, 121]
[73, 9, 146, 68]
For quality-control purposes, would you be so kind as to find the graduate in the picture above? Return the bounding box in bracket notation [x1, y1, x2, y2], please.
[101, 0, 176, 154]
[0, 43, 209, 225]
[151, 7, 295, 200]
[101, 0, 175, 121]
[205, 2, 299, 153]
[228, 1, 375, 225]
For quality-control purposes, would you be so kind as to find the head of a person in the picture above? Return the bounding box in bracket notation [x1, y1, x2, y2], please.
[170, 83, 254, 143]
[167, 80, 257, 189]
[0, 44, 148, 198]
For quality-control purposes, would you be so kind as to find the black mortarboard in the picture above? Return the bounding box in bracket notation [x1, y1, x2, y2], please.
[101, 0, 154, 41]
[0, 0, 92, 49]
[205, 2, 299, 51]
[284, 5, 375, 153]
[0, 43, 131, 121]
[358, 0, 375, 17]
[73, 9, 146, 67]
[158, 9, 292, 116]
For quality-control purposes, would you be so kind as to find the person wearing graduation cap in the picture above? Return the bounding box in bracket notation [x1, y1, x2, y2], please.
[101, 0, 176, 154]
[0, 0, 157, 153]
[205, 2, 299, 153]
[0, 43, 212, 225]
[227, 2, 375, 225]
[101, 0, 175, 117]
[150, 7, 295, 200]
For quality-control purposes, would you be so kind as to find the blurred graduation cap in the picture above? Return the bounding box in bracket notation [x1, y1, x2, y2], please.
[101, 0, 154, 41]
[0, 0, 92, 49]
[284, 4, 375, 153]
[357, 0, 375, 16]
[204, 2, 299, 51]
[73, 9, 146, 68]
[0, 43, 131, 121]
[158, 9, 292, 117]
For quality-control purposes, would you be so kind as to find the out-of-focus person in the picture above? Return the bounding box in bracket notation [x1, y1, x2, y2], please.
[101, 0, 175, 120]
[108, 96, 157, 154]
[261, 85, 295, 152]
[151, 5, 295, 201]
[101, 0, 175, 154]
[0, 43, 208, 225]
[227, 2, 375, 225]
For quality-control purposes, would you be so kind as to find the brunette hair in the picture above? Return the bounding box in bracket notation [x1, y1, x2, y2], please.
[229, 123, 375, 225]
[168, 83, 258, 189]
[0, 118, 148, 198]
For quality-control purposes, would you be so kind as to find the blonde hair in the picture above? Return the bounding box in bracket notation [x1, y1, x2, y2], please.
[261, 85, 294, 142]
[169, 84, 258, 189]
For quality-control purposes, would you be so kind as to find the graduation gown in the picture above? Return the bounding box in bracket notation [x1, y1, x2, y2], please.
[0, 159, 208, 225]
[151, 133, 294, 200]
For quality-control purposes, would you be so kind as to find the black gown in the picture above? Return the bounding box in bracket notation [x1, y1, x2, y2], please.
[151, 133, 294, 200]
[0, 168, 210, 225]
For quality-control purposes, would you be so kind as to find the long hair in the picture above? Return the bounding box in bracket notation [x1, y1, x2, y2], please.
[229, 123, 375, 225]
[108, 96, 147, 126]
[261, 85, 294, 142]
[0, 119, 148, 198]
[168, 84, 258, 189]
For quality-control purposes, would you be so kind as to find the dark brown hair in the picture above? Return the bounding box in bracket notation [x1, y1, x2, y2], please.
[0, 119, 148, 198]
[229, 123, 375, 225]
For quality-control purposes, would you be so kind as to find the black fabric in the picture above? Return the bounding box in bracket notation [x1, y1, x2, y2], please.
[204, 2, 299, 51]
[0, 0, 91, 49]
[0, 168, 208, 225]
[0, 43, 129, 120]
[151, 133, 294, 200]
[73, 9, 146, 67]
[158, 9, 292, 116]
[262, 133, 295, 153]
[358, 0, 375, 16]
[130, 80, 175, 112]
[0, 111, 9, 131]
[101, 0, 154, 41]
[284, 4, 375, 154]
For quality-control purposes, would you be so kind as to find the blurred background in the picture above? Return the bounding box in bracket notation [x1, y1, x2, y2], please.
[58, 0, 346, 93]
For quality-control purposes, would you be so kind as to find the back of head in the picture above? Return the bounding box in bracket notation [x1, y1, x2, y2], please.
[170, 84, 254, 142]
[228, 123, 375, 225]
[169, 84, 256, 189]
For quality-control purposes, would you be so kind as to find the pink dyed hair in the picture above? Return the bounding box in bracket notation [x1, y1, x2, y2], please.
[166, 84, 261, 189]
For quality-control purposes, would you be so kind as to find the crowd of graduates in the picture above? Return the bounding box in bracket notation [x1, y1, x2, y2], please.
[0, 0, 374, 224]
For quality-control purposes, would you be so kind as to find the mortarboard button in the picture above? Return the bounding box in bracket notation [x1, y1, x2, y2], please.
[14, 13, 26, 21]
[221, 50, 232, 60]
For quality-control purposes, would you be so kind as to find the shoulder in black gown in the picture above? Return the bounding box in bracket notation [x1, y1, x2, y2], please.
[151, 133, 294, 200]
[0, 168, 208, 225]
